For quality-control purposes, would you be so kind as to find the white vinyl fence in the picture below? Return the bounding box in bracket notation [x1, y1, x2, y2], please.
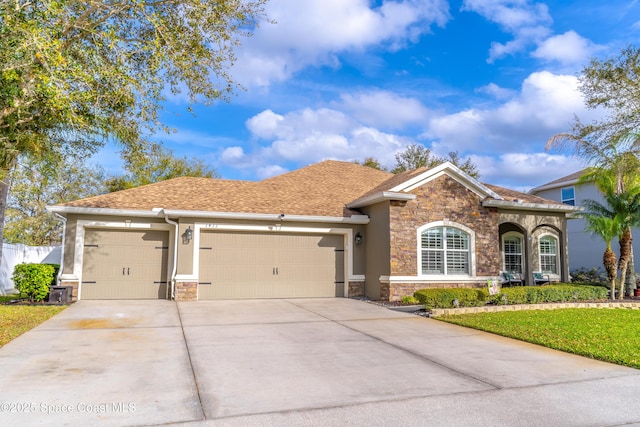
[0, 244, 62, 295]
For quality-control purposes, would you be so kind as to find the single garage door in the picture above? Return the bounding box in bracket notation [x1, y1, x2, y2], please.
[81, 229, 169, 299]
[199, 231, 345, 299]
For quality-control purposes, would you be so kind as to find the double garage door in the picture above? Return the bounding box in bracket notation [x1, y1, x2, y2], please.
[198, 232, 345, 299]
[81, 229, 344, 300]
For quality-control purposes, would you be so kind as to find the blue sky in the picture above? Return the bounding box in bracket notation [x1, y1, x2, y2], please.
[96, 0, 640, 191]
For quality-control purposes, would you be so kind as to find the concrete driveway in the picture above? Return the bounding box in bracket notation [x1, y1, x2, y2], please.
[1, 298, 639, 426]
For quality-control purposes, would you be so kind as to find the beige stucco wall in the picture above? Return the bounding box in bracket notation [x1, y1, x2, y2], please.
[176, 219, 195, 275]
[360, 202, 390, 300]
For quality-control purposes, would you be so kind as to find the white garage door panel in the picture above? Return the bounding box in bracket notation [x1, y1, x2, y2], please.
[199, 232, 344, 299]
[81, 229, 169, 299]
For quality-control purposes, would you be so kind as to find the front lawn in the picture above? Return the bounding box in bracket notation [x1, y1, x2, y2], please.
[0, 305, 67, 347]
[440, 309, 640, 369]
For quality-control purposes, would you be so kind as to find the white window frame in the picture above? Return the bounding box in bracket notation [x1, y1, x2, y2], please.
[561, 186, 575, 206]
[538, 233, 559, 275]
[502, 231, 524, 274]
[417, 221, 476, 279]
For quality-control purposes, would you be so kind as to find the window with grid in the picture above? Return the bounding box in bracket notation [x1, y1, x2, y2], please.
[539, 235, 558, 274]
[421, 227, 469, 275]
[503, 235, 523, 274]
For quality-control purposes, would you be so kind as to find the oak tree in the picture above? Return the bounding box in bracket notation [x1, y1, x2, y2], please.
[0, 0, 266, 257]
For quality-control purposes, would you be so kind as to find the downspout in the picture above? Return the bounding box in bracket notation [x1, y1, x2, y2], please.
[162, 210, 179, 299]
[52, 212, 67, 286]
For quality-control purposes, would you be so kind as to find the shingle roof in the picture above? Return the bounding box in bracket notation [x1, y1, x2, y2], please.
[59, 160, 565, 216]
[353, 167, 427, 201]
[484, 184, 565, 206]
[60, 160, 393, 217]
[531, 169, 587, 189]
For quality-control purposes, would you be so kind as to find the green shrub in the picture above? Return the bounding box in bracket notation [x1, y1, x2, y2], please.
[12, 263, 58, 302]
[487, 284, 608, 305]
[400, 295, 420, 305]
[414, 288, 487, 309]
[570, 267, 608, 287]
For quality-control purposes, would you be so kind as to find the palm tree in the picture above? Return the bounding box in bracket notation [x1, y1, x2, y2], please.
[582, 184, 640, 299]
[547, 134, 640, 296]
[584, 215, 622, 299]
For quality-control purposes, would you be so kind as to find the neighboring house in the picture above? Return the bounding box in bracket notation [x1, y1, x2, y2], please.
[530, 169, 640, 272]
[47, 160, 578, 302]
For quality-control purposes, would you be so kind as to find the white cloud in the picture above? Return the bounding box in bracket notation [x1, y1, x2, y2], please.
[532, 31, 603, 66]
[233, 0, 450, 87]
[221, 146, 245, 162]
[473, 152, 585, 189]
[239, 107, 414, 170]
[339, 90, 431, 129]
[476, 83, 517, 100]
[257, 165, 288, 179]
[462, 0, 552, 62]
[425, 71, 595, 154]
[245, 110, 285, 139]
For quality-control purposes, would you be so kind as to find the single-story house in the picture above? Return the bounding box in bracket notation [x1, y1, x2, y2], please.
[48, 160, 579, 301]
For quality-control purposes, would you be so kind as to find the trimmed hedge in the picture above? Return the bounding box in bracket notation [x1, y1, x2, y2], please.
[414, 288, 487, 309]
[414, 284, 608, 309]
[12, 263, 59, 302]
[488, 284, 608, 305]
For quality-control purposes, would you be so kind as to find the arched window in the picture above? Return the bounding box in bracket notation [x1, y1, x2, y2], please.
[539, 235, 558, 274]
[420, 226, 470, 275]
[503, 233, 523, 274]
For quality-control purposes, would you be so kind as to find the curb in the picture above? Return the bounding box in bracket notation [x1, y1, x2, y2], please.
[430, 301, 640, 317]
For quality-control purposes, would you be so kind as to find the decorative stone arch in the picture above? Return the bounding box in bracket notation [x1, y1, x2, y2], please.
[531, 224, 565, 280]
[498, 222, 528, 277]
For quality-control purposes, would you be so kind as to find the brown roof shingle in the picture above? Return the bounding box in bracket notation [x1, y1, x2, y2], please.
[484, 184, 565, 206]
[59, 160, 566, 216]
[60, 160, 393, 217]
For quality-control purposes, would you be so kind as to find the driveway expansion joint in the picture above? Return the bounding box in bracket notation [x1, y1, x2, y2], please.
[284, 299, 503, 391]
[176, 301, 207, 422]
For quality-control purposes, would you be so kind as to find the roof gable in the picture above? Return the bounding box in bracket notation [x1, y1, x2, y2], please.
[347, 162, 503, 208]
[388, 162, 503, 199]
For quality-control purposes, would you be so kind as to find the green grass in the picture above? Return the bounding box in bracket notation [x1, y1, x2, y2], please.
[0, 305, 67, 347]
[440, 309, 640, 369]
[0, 294, 21, 304]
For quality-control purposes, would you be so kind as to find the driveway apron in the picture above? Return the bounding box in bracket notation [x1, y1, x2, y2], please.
[0, 298, 639, 426]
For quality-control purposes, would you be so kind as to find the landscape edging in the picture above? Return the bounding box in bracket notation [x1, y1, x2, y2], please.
[430, 301, 640, 317]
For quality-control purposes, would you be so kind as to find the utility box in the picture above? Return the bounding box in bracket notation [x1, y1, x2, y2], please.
[49, 286, 73, 304]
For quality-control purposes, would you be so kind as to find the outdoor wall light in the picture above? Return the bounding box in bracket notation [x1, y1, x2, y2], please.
[355, 232, 363, 245]
[183, 226, 193, 244]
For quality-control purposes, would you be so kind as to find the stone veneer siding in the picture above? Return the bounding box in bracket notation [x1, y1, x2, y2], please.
[386, 175, 500, 300]
[61, 280, 79, 302]
[348, 281, 365, 298]
[175, 281, 197, 301]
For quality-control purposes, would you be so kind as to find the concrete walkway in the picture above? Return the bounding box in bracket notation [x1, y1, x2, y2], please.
[0, 298, 639, 426]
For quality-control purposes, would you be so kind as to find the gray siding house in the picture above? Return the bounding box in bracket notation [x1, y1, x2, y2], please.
[530, 170, 640, 273]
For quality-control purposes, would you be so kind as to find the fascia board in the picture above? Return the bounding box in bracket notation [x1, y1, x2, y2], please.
[47, 205, 370, 224]
[46, 205, 164, 218]
[482, 199, 583, 213]
[346, 192, 416, 209]
[163, 209, 371, 224]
